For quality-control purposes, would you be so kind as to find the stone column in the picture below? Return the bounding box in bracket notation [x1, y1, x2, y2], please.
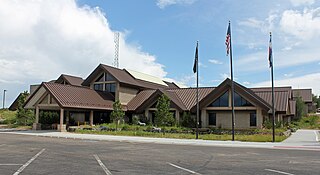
[59, 108, 65, 132]
[90, 110, 94, 126]
[33, 105, 41, 130]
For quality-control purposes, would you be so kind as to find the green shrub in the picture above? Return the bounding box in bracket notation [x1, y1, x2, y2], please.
[181, 112, 196, 128]
[0, 109, 17, 124]
[39, 111, 59, 124]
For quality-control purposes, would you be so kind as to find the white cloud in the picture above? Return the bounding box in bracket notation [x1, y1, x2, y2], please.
[0, 0, 167, 104]
[238, 15, 277, 34]
[220, 73, 230, 79]
[208, 59, 223, 65]
[238, 18, 265, 29]
[290, 0, 315, 6]
[280, 8, 320, 40]
[243, 81, 250, 85]
[253, 72, 320, 95]
[284, 73, 294, 77]
[156, 0, 197, 9]
[0, 1, 166, 82]
[199, 62, 207, 68]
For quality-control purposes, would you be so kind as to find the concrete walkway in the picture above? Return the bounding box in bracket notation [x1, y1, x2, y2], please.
[279, 129, 319, 147]
[1, 129, 319, 151]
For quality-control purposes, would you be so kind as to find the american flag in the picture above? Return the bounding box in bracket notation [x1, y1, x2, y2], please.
[268, 33, 273, 68]
[225, 23, 231, 56]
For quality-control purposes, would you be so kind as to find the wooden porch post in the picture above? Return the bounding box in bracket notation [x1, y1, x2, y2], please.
[90, 110, 94, 126]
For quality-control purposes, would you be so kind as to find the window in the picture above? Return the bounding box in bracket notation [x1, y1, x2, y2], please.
[105, 73, 115, 81]
[250, 112, 257, 126]
[208, 91, 229, 107]
[234, 92, 253, 107]
[105, 83, 116, 95]
[208, 112, 216, 125]
[94, 84, 103, 91]
[95, 74, 104, 82]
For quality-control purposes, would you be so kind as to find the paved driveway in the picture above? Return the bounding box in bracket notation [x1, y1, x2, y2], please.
[1, 134, 320, 175]
[282, 129, 319, 145]
[1, 129, 320, 151]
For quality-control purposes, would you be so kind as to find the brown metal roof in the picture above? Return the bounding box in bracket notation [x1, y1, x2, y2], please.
[135, 79, 167, 89]
[168, 87, 215, 110]
[43, 83, 114, 110]
[127, 90, 156, 111]
[127, 89, 187, 112]
[56, 74, 84, 86]
[101, 65, 140, 87]
[163, 89, 187, 111]
[82, 64, 139, 87]
[292, 89, 312, 102]
[251, 90, 290, 112]
[250, 87, 292, 92]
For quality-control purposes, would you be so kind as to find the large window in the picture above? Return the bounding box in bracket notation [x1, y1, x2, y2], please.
[208, 112, 216, 126]
[105, 83, 116, 96]
[208, 91, 229, 107]
[234, 92, 253, 107]
[105, 73, 115, 81]
[94, 84, 103, 91]
[95, 74, 104, 82]
[250, 112, 257, 126]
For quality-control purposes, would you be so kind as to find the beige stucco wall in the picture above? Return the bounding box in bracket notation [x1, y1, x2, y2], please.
[119, 86, 138, 105]
[202, 108, 264, 129]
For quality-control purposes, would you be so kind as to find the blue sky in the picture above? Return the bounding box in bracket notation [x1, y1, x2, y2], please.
[0, 0, 320, 106]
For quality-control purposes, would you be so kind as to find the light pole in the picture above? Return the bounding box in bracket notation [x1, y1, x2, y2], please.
[3, 90, 7, 109]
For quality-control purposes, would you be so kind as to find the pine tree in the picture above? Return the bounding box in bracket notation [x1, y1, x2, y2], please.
[155, 94, 175, 126]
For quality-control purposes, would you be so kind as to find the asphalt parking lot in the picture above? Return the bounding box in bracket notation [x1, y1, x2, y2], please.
[0, 133, 319, 175]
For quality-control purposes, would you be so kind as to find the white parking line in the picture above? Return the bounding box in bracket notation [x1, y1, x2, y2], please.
[167, 162, 201, 175]
[314, 131, 319, 142]
[13, 148, 45, 175]
[93, 154, 112, 175]
[265, 168, 295, 175]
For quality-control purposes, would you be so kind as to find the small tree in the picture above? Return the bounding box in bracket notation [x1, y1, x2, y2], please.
[16, 91, 34, 125]
[110, 100, 125, 130]
[154, 94, 175, 126]
[296, 96, 306, 120]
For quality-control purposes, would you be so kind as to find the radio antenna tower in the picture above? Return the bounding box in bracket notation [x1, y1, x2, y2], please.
[114, 32, 120, 68]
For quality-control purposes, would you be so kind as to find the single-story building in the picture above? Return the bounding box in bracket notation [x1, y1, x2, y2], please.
[22, 63, 312, 131]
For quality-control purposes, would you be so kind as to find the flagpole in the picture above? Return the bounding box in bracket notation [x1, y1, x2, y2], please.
[228, 21, 235, 141]
[270, 32, 275, 142]
[196, 41, 199, 140]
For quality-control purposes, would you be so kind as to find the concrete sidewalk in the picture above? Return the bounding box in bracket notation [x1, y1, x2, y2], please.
[1, 129, 319, 151]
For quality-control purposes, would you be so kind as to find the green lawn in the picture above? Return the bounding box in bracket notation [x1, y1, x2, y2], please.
[75, 126, 287, 142]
